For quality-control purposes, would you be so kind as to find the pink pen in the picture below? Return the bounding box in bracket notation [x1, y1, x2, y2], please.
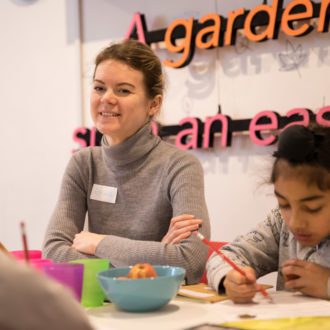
[196, 231, 273, 303]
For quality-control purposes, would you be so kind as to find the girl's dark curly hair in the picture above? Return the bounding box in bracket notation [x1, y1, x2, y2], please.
[271, 124, 330, 190]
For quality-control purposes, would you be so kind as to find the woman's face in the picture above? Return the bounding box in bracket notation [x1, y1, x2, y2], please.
[90, 59, 161, 144]
[274, 174, 330, 247]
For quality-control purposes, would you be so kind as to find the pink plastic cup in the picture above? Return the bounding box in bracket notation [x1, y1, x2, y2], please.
[28, 258, 53, 271]
[11, 250, 42, 260]
[43, 263, 84, 301]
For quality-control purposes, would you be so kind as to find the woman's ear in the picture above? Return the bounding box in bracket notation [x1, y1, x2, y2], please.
[148, 95, 162, 118]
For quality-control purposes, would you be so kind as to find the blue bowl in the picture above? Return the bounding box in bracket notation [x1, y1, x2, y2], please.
[97, 265, 186, 312]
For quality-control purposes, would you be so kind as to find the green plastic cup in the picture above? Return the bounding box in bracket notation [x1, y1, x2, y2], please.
[70, 258, 109, 307]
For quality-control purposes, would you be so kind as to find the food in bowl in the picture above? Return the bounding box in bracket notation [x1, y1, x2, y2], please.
[127, 263, 157, 279]
[98, 265, 186, 312]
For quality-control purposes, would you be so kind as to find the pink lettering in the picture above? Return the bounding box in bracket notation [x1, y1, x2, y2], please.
[175, 117, 201, 150]
[89, 127, 97, 147]
[284, 108, 312, 128]
[316, 105, 330, 126]
[72, 127, 88, 153]
[249, 111, 279, 146]
[125, 12, 147, 43]
[150, 121, 159, 136]
[203, 114, 230, 148]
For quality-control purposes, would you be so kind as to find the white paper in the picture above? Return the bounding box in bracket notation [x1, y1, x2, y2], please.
[90, 184, 117, 204]
[216, 291, 330, 322]
[178, 288, 214, 298]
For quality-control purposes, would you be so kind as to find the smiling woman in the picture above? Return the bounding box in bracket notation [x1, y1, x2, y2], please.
[42, 39, 210, 284]
[90, 41, 163, 145]
[90, 60, 160, 145]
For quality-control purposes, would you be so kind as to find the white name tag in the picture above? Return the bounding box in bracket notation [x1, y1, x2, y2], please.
[90, 184, 117, 204]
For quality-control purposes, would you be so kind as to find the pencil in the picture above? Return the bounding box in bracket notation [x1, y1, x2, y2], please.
[20, 221, 30, 264]
[195, 231, 273, 303]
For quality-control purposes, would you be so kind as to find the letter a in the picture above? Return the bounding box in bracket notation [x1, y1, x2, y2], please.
[125, 12, 147, 43]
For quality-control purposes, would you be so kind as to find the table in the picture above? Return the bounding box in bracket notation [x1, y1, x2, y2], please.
[86, 291, 330, 330]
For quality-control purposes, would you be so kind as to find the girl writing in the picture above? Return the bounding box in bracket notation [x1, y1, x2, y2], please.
[207, 124, 330, 302]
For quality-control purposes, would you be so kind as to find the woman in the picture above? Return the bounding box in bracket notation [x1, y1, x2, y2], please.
[43, 40, 210, 284]
[207, 124, 330, 302]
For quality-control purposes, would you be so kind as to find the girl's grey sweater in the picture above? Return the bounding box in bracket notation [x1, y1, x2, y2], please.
[43, 124, 210, 284]
[207, 208, 330, 296]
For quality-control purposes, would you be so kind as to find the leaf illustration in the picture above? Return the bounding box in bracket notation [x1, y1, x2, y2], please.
[278, 40, 308, 72]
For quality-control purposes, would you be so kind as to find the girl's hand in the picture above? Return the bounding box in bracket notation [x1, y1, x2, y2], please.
[224, 267, 257, 303]
[282, 259, 330, 299]
[72, 231, 106, 255]
[161, 214, 202, 244]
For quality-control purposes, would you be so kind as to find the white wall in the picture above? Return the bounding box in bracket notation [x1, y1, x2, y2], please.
[1, 0, 329, 250]
[0, 0, 82, 249]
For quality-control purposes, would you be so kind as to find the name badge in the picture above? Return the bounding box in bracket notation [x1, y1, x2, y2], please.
[90, 184, 117, 204]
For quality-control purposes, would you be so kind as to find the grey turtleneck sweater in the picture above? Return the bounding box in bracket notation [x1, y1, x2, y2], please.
[43, 124, 210, 284]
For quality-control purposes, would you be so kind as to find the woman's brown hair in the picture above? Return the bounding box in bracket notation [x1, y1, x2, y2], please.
[93, 39, 164, 100]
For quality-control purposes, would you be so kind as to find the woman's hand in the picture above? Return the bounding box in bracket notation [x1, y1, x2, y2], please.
[161, 214, 202, 244]
[282, 259, 330, 299]
[224, 267, 257, 303]
[72, 231, 106, 255]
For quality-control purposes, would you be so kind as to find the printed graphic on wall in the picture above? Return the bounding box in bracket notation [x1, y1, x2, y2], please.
[75, 0, 330, 151]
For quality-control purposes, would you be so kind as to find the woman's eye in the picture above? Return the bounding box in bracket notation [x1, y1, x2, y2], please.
[116, 88, 131, 95]
[93, 85, 105, 92]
